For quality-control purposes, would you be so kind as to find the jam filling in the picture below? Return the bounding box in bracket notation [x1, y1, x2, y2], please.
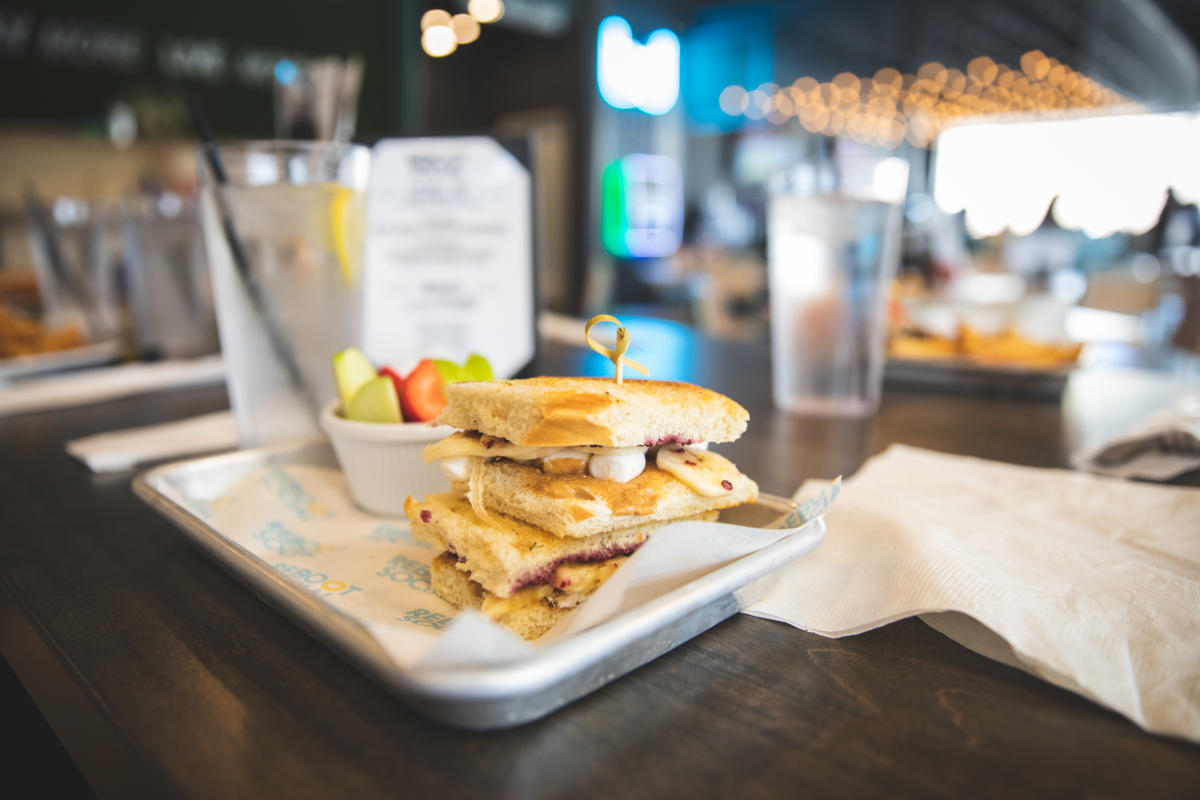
[643, 434, 695, 447]
[504, 540, 644, 594]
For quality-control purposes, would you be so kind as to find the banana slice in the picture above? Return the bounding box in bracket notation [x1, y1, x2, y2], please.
[422, 431, 559, 463]
[656, 445, 750, 497]
[541, 453, 590, 474]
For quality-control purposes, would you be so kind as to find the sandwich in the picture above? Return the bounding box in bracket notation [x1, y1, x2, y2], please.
[404, 377, 758, 639]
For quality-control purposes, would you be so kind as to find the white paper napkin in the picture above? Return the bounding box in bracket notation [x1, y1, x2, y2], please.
[746, 444, 1200, 742]
[0, 357, 225, 419]
[1072, 394, 1200, 481]
[0, 355, 225, 418]
[66, 411, 238, 472]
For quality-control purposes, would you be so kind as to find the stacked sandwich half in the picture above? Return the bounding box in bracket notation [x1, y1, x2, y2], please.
[405, 377, 759, 639]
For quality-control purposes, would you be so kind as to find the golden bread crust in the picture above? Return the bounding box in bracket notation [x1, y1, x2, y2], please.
[406, 493, 658, 596]
[462, 460, 758, 538]
[430, 554, 564, 640]
[434, 377, 749, 447]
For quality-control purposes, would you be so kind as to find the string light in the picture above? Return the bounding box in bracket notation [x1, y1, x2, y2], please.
[719, 50, 1138, 149]
[450, 14, 481, 45]
[421, 25, 457, 57]
[468, 0, 505, 24]
[420, 9, 452, 30]
[421, 2, 504, 58]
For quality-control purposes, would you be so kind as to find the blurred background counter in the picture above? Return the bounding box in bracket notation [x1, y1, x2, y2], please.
[3, 1, 1200, 370]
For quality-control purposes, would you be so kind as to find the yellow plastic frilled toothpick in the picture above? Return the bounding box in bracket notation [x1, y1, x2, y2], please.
[585, 314, 649, 384]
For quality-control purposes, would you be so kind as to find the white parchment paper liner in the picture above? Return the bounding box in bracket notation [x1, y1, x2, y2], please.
[176, 461, 833, 672]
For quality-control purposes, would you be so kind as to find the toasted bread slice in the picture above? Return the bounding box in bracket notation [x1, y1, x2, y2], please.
[455, 460, 758, 538]
[406, 493, 717, 598]
[434, 377, 749, 448]
[429, 553, 571, 640]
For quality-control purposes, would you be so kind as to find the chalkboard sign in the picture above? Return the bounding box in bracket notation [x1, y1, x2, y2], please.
[0, 0, 397, 137]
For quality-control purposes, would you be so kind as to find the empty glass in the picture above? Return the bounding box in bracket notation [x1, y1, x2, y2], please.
[767, 151, 909, 416]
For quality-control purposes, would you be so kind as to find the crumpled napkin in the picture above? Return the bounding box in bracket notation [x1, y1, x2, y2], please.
[746, 444, 1200, 742]
[67, 411, 238, 472]
[1072, 395, 1200, 481]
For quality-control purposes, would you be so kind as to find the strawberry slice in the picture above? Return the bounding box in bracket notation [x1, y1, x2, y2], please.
[401, 359, 448, 422]
[379, 366, 407, 416]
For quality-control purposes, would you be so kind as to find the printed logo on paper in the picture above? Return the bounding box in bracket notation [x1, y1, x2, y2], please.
[368, 524, 412, 544]
[274, 562, 363, 597]
[398, 609, 453, 630]
[774, 476, 842, 529]
[260, 467, 333, 520]
[377, 554, 432, 593]
[254, 521, 321, 556]
[192, 494, 232, 521]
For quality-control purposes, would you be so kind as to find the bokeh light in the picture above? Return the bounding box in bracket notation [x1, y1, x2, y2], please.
[421, 25, 457, 57]
[468, 0, 505, 24]
[720, 49, 1137, 150]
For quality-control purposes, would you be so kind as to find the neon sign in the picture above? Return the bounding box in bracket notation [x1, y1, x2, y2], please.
[597, 16, 679, 115]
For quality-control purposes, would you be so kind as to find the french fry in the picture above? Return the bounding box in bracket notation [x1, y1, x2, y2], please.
[890, 322, 1081, 368]
[0, 303, 86, 358]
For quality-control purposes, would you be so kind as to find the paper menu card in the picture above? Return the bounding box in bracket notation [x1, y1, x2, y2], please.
[361, 137, 534, 378]
[747, 444, 1200, 742]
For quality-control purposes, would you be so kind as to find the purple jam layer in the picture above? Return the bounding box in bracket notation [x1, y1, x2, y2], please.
[509, 540, 645, 592]
[643, 434, 697, 447]
[439, 539, 646, 596]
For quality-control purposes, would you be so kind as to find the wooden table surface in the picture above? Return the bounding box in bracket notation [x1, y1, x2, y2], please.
[2, 339, 1199, 799]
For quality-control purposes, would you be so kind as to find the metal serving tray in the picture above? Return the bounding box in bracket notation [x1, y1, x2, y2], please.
[134, 439, 825, 729]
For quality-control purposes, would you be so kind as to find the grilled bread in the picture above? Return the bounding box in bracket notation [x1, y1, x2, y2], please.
[406, 493, 716, 598]
[434, 377, 749, 448]
[454, 459, 757, 538]
[430, 553, 584, 640]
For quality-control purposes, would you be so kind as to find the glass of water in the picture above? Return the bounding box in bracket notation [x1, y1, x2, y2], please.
[198, 142, 370, 446]
[767, 150, 908, 416]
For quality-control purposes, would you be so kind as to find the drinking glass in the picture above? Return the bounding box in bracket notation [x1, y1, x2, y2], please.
[123, 192, 219, 359]
[767, 151, 908, 416]
[198, 142, 369, 446]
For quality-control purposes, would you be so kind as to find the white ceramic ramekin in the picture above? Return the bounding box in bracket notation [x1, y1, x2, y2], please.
[320, 401, 452, 517]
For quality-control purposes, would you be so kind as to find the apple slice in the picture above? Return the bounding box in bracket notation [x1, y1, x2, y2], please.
[462, 353, 494, 381]
[346, 375, 402, 423]
[378, 366, 407, 417]
[401, 359, 448, 422]
[332, 347, 377, 413]
[432, 359, 464, 385]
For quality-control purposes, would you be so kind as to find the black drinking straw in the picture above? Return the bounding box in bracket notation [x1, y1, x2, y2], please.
[23, 183, 107, 336]
[187, 95, 319, 415]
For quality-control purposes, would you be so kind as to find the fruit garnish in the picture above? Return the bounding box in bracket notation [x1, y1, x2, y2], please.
[461, 353, 494, 381]
[434, 354, 494, 384]
[432, 359, 465, 385]
[584, 314, 649, 384]
[332, 347, 377, 413]
[378, 366, 407, 413]
[328, 185, 364, 287]
[401, 359, 448, 422]
[346, 375, 403, 423]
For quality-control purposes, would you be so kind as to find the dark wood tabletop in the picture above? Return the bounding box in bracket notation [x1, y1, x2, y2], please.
[2, 338, 1199, 799]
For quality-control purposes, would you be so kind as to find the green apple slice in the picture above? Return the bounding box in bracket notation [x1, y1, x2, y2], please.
[346, 375, 402, 423]
[432, 359, 464, 385]
[462, 353, 494, 381]
[332, 347, 377, 413]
